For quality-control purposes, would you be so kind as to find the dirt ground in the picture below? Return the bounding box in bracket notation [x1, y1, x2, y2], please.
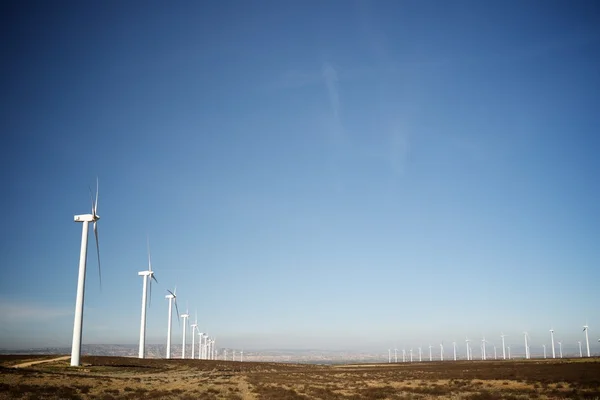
[1, 355, 599, 399]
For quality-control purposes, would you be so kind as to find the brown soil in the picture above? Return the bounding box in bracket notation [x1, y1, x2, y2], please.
[0, 355, 599, 399]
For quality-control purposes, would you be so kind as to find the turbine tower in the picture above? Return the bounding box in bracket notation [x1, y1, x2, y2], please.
[197, 332, 204, 359]
[550, 328, 556, 358]
[70, 180, 101, 367]
[190, 312, 198, 360]
[181, 311, 190, 359]
[453, 341, 457, 361]
[507, 346, 511, 359]
[465, 337, 471, 361]
[388, 349, 391, 363]
[543, 344, 546, 359]
[428, 344, 432, 361]
[165, 288, 179, 359]
[583, 323, 591, 357]
[418, 346, 422, 362]
[138, 238, 158, 359]
[481, 337, 487, 361]
[410, 348, 413, 362]
[558, 341, 563, 358]
[394, 348, 397, 363]
[501, 333, 506, 360]
[579, 341, 583, 357]
[523, 332, 530, 360]
[440, 343, 444, 361]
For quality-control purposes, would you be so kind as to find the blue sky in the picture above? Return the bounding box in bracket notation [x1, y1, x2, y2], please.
[1, 0, 599, 356]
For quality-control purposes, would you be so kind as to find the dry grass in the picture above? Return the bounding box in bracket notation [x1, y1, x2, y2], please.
[1, 355, 599, 399]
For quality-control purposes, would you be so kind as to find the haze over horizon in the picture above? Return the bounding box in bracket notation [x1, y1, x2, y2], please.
[2, 1, 599, 354]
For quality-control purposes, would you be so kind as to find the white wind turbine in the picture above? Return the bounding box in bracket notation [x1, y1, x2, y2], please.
[501, 333, 507, 360]
[240, 349, 243, 362]
[428, 344, 432, 361]
[583, 323, 591, 357]
[493, 344, 497, 360]
[481, 337, 487, 361]
[402, 348, 406, 363]
[165, 287, 179, 359]
[197, 332, 204, 359]
[440, 342, 444, 361]
[465, 337, 471, 361]
[507, 346, 511, 359]
[388, 349, 391, 363]
[523, 332, 530, 359]
[394, 348, 397, 363]
[181, 310, 190, 359]
[138, 238, 158, 359]
[70, 180, 102, 367]
[558, 341, 563, 358]
[410, 348, 413, 362]
[543, 344, 547, 359]
[579, 341, 583, 357]
[418, 347, 422, 362]
[550, 328, 556, 358]
[453, 341, 457, 361]
[190, 312, 198, 360]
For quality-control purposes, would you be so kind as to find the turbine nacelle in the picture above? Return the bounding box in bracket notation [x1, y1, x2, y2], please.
[74, 214, 100, 222]
[138, 270, 154, 277]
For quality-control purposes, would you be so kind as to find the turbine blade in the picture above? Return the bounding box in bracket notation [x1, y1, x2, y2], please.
[95, 177, 99, 215]
[94, 221, 101, 290]
[152, 274, 158, 284]
[167, 289, 175, 297]
[148, 277, 152, 307]
[174, 299, 180, 325]
[147, 236, 152, 272]
[88, 186, 94, 214]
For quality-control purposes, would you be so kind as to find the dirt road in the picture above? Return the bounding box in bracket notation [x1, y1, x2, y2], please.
[12, 356, 70, 368]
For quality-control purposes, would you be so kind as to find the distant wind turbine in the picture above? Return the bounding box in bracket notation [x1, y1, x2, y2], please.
[418, 347, 422, 362]
[493, 344, 497, 360]
[197, 332, 204, 359]
[453, 341, 457, 361]
[190, 312, 198, 360]
[394, 348, 397, 363]
[410, 348, 413, 362]
[523, 332, 530, 360]
[481, 337, 487, 361]
[558, 341, 563, 358]
[440, 343, 444, 361]
[165, 287, 179, 359]
[579, 341, 583, 357]
[402, 348, 406, 363]
[70, 180, 101, 367]
[388, 349, 391, 363]
[543, 344, 547, 359]
[181, 310, 190, 359]
[508, 346, 511, 359]
[241, 349, 243, 362]
[138, 238, 158, 359]
[429, 344, 432, 361]
[501, 333, 507, 360]
[583, 323, 591, 357]
[550, 328, 556, 359]
[465, 337, 471, 361]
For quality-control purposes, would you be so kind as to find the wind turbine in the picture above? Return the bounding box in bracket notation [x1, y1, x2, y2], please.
[233, 349, 236, 362]
[165, 287, 179, 359]
[507, 346, 511, 359]
[394, 348, 397, 363]
[440, 342, 444, 361]
[181, 310, 190, 359]
[493, 344, 497, 360]
[481, 337, 487, 361]
[543, 344, 547, 359]
[465, 337, 471, 361]
[410, 348, 413, 362]
[579, 341, 583, 357]
[583, 323, 591, 357]
[523, 332, 530, 359]
[550, 328, 556, 358]
[197, 332, 204, 359]
[428, 344, 432, 361]
[138, 238, 158, 359]
[501, 333, 507, 360]
[453, 341, 457, 361]
[402, 348, 406, 363]
[70, 180, 101, 367]
[418, 346, 422, 362]
[558, 341, 563, 358]
[388, 349, 391, 363]
[241, 349, 243, 362]
[190, 312, 198, 360]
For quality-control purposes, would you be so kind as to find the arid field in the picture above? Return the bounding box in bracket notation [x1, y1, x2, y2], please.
[1, 355, 599, 399]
